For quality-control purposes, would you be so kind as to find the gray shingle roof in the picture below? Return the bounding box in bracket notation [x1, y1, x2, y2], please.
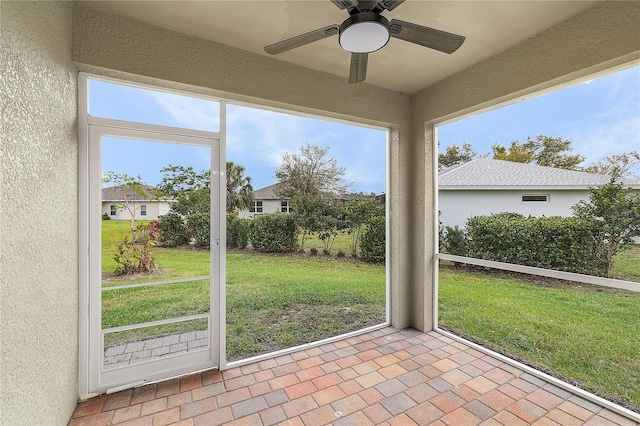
[252, 184, 375, 201]
[439, 158, 640, 190]
[253, 183, 281, 200]
[102, 185, 161, 201]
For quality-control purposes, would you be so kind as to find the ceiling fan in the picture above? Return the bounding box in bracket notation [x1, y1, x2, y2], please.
[264, 0, 465, 84]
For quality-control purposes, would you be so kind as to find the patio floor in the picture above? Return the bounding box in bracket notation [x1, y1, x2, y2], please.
[70, 327, 638, 426]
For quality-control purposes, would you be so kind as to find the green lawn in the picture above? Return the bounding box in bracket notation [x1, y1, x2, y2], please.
[300, 231, 357, 255]
[610, 244, 640, 282]
[225, 252, 385, 359]
[438, 266, 640, 412]
[101, 220, 386, 360]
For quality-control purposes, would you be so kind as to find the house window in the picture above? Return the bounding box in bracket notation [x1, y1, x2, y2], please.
[281, 201, 290, 213]
[110, 205, 117, 216]
[140, 204, 147, 216]
[522, 194, 549, 202]
[250, 201, 263, 213]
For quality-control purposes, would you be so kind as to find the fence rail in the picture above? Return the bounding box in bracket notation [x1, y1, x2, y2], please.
[437, 253, 639, 293]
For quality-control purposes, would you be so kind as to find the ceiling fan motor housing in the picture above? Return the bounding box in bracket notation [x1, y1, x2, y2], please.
[339, 12, 390, 53]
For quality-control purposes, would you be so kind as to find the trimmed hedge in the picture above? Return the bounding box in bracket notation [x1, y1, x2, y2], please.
[227, 215, 251, 249]
[249, 213, 299, 253]
[441, 225, 468, 257]
[188, 212, 210, 248]
[360, 216, 385, 263]
[157, 212, 189, 247]
[466, 213, 602, 275]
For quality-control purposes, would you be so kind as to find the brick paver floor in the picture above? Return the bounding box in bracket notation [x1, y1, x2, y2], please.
[70, 327, 639, 425]
[104, 330, 209, 370]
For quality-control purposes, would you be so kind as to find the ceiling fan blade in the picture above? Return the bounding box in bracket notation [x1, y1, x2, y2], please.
[330, 0, 358, 10]
[264, 25, 339, 55]
[349, 52, 368, 84]
[377, 0, 405, 11]
[389, 19, 465, 54]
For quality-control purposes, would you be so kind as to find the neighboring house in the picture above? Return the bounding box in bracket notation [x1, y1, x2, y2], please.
[102, 185, 172, 221]
[438, 158, 640, 229]
[238, 184, 287, 218]
[238, 183, 381, 218]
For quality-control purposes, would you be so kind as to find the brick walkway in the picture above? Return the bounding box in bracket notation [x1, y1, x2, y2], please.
[71, 327, 639, 425]
[104, 330, 209, 370]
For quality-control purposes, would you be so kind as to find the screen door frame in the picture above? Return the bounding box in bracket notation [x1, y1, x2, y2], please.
[78, 74, 226, 397]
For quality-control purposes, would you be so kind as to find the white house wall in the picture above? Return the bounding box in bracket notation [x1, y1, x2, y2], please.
[439, 190, 590, 229]
[1, 2, 79, 424]
[101, 201, 171, 221]
[238, 200, 281, 219]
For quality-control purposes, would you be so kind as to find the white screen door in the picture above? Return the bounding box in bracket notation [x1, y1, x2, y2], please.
[87, 120, 221, 394]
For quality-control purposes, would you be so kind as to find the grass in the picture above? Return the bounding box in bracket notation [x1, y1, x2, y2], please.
[225, 251, 385, 360]
[101, 220, 386, 360]
[300, 231, 356, 255]
[610, 244, 640, 282]
[438, 265, 640, 412]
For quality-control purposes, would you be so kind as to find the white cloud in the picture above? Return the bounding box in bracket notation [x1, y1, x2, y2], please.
[146, 91, 220, 131]
[567, 100, 640, 167]
[135, 93, 387, 191]
[226, 105, 386, 192]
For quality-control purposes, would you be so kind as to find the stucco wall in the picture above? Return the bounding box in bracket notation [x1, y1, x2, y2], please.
[439, 190, 591, 229]
[409, 1, 640, 331]
[1, 1, 78, 424]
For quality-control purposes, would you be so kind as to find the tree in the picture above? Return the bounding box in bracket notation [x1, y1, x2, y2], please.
[344, 197, 384, 256]
[491, 135, 585, 170]
[572, 178, 640, 276]
[158, 162, 254, 215]
[274, 144, 347, 198]
[156, 165, 210, 217]
[438, 142, 479, 170]
[102, 171, 154, 241]
[291, 194, 326, 251]
[314, 199, 348, 255]
[156, 165, 210, 247]
[492, 140, 535, 164]
[584, 151, 640, 179]
[226, 161, 254, 213]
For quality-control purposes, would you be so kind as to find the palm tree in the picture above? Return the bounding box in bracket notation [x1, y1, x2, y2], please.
[226, 161, 254, 213]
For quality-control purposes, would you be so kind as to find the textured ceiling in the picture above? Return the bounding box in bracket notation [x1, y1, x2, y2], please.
[81, 0, 602, 94]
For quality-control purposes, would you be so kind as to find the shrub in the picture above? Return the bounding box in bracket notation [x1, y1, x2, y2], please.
[148, 220, 158, 241]
[360, 216, 385, 263]
[157, 212, 189, 247]
[188, 212, 210, 248]
[573, 178, 640, 276]
[441, 225, 469, 257]
[113, 223, 156, 275]
[466, 212, 601, 275]
[227, 214, 251, 249]
[249, 213, 299, 253]
[102, 213, 111, 220]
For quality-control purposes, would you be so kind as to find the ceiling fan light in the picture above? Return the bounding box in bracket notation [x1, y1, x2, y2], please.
[339, 13, 390, 53]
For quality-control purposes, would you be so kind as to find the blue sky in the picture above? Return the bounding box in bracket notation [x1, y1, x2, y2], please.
[92, 81, 387, 193]
[438, 64, 640, 175]
[94, 64, 639, 192]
